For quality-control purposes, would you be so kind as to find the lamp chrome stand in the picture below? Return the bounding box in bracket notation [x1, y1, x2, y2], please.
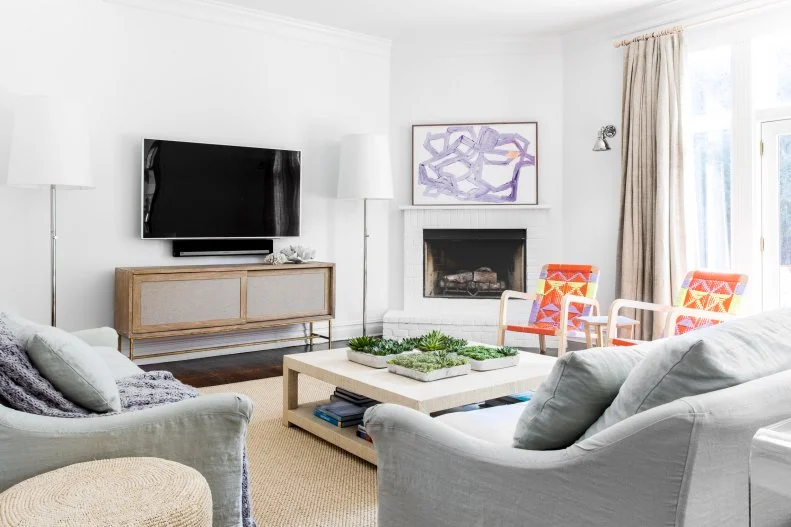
[362, 198, 369, 336]
[50, 184, 58, 327]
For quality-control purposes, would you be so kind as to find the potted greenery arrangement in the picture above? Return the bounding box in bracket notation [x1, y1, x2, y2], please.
[346, 336, 421, 369]
[387, 350, 471, 382]
[451, 345, 520, 371]
[416, 330, 467, 352]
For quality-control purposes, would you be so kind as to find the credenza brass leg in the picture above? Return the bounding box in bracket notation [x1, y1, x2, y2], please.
[309, 322, 314, 349]
[129, 338, 135, 361]
[328, 320, 333, 349]
[117, 334, 122, 353]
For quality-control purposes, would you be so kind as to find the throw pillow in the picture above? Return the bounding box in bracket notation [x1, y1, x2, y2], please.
[512, 346, 648, 450]
[27, 327, 121, 413]
[580, 308, 791, 441]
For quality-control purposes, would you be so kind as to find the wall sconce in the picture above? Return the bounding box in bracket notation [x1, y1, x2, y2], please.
[593, 125, 617, 151]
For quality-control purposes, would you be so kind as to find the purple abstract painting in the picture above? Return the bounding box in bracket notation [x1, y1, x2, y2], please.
[412, 122, 538, 206]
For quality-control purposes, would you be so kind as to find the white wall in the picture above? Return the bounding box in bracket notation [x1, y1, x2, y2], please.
[388, 38, 565, 309]
[561, 35, 622, 308]
[0, 0, 392, 343]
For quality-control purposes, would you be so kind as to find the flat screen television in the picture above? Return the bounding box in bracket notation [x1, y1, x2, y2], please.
[141, 138, 301, 239]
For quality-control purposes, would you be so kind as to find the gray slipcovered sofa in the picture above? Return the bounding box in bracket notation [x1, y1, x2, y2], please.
[0, 324, 253, 527]
[366, 313, 791, 527]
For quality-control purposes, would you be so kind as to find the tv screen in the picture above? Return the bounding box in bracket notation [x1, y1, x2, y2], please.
[141, 139, 301, 239]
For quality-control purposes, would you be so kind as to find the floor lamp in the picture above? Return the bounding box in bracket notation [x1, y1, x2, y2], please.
[6, 96, 93, 327]
[337, 133, 393, 337]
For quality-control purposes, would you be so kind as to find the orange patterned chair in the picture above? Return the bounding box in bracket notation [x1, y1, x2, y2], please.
[606, 270, 749, 345]
[497, 264, 600, 357]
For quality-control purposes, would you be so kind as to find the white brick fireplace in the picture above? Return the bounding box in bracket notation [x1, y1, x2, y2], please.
[383, 205, 555, 347]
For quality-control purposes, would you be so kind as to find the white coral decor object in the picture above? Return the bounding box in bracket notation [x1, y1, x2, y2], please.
[263, 252, 289, 265]
[280, 245, 316, 263]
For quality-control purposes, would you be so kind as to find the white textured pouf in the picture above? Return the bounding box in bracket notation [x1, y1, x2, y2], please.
[0, 457, 212, 527]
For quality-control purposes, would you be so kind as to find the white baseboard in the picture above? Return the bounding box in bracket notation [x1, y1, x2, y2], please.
[129, 319, 381, 365]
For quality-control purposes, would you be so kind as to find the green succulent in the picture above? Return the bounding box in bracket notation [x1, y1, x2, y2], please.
[417, 330, 446, 351]
[388, 350, 469, 373]
[443, 336, 468, 351]
[452, 345, 519, 361]
[347, 335, 380, 352]
[400, 337, 421, 349]
[416, 330, 467, 352]
[349, 337, 418, 356]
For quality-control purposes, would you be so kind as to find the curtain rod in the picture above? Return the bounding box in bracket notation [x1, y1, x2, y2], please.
[612, 0, 788, 48]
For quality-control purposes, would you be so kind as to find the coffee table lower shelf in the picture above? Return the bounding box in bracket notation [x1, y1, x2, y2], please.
[286, 401, 377, 464]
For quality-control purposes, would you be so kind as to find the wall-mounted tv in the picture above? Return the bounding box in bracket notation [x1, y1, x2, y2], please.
[141, 138, 301, 239]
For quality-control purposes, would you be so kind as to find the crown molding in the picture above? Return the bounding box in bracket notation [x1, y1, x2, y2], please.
[104, 0, 392, 57]
[563, 0, 791, 42]
[394, 36, 561, 58]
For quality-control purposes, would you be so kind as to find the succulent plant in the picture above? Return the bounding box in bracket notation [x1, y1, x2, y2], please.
[417, 330, 447, 351]
[443, 336, 468, 351]
[452, 345, 518, 361]
[416, 330, 467, 352]
[349, 337, 417, 356]
[399, 337, 421, 350]
[347, 336, 380, 352]
[387, 350, 469, 373]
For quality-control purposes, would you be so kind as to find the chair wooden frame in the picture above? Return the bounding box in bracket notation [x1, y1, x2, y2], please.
[606, 300, 737, 345]
[497, 290, 600, 357]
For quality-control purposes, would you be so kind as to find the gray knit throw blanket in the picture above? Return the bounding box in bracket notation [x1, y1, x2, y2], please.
[0, 319, 255, 527]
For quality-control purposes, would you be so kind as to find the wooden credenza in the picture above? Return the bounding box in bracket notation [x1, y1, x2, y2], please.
[114, 262, 335, 360]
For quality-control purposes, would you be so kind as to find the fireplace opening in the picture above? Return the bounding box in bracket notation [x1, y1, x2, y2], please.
[423, 229, 526, 299]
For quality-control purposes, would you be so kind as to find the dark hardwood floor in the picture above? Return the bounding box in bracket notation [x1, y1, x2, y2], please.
[142, 338, 581, 388]
[141, 339, 349, 387]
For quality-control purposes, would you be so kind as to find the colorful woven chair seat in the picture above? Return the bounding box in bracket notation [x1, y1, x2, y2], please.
[497, 264, 600, 356]
[606, 270, 748, 345]
[505, 322, 587, 339]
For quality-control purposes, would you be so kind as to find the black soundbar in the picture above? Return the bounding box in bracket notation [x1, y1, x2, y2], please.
[172, 239, 274, 257]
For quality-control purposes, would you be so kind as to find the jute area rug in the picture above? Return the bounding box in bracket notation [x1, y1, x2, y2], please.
[200, 376, 377, 527]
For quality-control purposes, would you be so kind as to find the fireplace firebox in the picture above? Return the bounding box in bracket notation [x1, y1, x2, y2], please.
[423, 229, 526, 299]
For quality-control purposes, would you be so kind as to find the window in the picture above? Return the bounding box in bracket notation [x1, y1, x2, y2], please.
[779, 135, 791, 266]
[686, 24, 791, 311]
[688, 46, 733, 269]
[753, 35, 791, 109]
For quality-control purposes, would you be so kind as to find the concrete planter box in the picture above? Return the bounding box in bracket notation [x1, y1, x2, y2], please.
[467, 354, 521, 372]
[387, 363, 471, 382]
[347, 349, 420, 369]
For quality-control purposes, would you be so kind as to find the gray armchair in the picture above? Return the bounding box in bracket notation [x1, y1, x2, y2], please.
[365, 369, 791, 527]
[0, 326, 252, 527]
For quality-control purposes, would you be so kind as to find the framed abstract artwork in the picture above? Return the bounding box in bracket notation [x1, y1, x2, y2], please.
[412, 122, 538, 206]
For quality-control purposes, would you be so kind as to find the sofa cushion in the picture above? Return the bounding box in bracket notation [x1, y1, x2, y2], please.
[512, 346, 648, 450]
[28, 327, 121, 412]
[581, 308, 791, 441]
[437, 403, 529, 446]
[92, 346, 144, 380]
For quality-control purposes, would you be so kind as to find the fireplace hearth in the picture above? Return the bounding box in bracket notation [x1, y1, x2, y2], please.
[423, 229, 526, 299]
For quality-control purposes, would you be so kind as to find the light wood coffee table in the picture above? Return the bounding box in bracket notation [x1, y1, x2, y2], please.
[282, 348, 556, 464]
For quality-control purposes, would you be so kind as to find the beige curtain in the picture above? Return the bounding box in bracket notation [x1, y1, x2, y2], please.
[617, 31, 691, 339]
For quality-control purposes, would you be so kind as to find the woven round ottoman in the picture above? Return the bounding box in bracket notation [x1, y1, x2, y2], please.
[0, 457, 212, 527]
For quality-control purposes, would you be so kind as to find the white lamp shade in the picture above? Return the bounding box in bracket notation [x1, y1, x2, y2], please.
[337, 133, 393, 200]
[7, 96, 93, 189]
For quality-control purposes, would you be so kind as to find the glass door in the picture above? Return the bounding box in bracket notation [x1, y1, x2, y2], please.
[761, 119, 791, 309]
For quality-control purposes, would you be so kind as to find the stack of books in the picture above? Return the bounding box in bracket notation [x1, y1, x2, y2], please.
[497, 391, 534, 405]
[356, 423, 373, 443]
[331, 387, 378, 407]
[313, 400, 367, 428]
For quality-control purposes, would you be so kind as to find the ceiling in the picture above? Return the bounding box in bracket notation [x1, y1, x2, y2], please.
[214, 0, 674, 39]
